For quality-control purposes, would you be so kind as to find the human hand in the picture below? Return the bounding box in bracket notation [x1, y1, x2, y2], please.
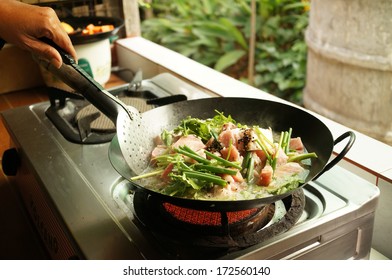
[0, 0, 77, 68]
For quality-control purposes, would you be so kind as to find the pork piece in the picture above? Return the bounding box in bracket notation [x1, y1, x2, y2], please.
[220, 146, 242, 162]
[172, 135, 206, 151]
[251, 151, 264, 174]
[290, 137, 305, 153]
[275, 146, 288, 167]
[274, 162, 305, 178]
[258, 165, 274, 186]
[237, 128, 257, 151]
[222, 122, 237, 131]
[213, 174, 243, 198]
[231, 170, 244, 183]
[237, 127, 274, 153]
[205, 137, 222, 152]
[218, 127, 242, 149]
[172, 135, 206, 163]
[254, 150, 267, 165]
[151, 145, 168, 160]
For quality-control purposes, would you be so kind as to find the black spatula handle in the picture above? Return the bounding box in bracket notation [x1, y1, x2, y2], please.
[38, 37, 121, 123]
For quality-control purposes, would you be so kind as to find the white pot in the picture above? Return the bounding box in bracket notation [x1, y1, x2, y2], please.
[40, 38, 111, 91]
[74, 38, 111, 85]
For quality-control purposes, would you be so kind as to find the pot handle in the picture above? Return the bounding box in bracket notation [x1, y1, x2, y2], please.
[314, 131, 356, 180]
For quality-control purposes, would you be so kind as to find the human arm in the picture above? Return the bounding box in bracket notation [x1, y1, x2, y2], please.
[0, 0, 77, 68]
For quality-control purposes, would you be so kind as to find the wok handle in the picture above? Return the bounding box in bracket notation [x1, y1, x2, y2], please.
[314, 131, 356, 180]
[36, 37, 122, 123]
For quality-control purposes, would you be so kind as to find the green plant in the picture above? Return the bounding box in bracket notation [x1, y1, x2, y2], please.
[140, 0, 309, 105]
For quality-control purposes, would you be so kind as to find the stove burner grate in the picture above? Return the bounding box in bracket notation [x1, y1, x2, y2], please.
[75, 97, 154, 132]
[45, 86, 160, 144]
[132, 189, 305, 255]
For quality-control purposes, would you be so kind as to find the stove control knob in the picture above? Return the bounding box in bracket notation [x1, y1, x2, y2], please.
[2, 148, 20, 176]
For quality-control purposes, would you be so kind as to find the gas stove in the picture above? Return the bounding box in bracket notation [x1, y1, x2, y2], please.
[1, 73, 379, 260]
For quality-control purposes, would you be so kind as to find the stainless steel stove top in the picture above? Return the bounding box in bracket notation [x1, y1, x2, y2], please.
[0, 73, 379, 260]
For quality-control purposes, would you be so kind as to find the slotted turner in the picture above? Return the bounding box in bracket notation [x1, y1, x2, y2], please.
[37, 39, 155, 175]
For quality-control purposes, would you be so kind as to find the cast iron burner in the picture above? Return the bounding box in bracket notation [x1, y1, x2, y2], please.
[132, 189, 305, 258]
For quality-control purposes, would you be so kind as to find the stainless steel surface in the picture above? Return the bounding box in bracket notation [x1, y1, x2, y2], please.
[111, 165, 379, 260]
[0, 73, 380, 259]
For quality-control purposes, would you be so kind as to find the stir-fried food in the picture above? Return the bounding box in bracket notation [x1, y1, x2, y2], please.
[61, 22, 114, 35]
[131, 111, 317, 201]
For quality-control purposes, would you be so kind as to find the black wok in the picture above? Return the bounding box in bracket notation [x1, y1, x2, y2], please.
[38, 41, 355, 212]
[108, 98, 355, 211]
[61, 16, 124, 45]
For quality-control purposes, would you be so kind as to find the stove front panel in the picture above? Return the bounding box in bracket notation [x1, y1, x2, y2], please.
[2, 103, 145, 259]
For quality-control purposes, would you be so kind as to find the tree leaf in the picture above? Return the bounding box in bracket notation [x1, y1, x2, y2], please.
[218, 18, 248, 50]
[214, 49, 246, 72]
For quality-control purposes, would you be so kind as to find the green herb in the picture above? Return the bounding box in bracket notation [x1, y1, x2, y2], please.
[194, 164, 238, 175]
[288, 152, 318, 162]
[183, 171, 227, 186]
[130, 168, 164, 181]
[173, 110, 237, 142]
[160, 129, 173, 146]
[246, 155, 255, 183]
[204, 150, 242, 169]
[174, 146, 210, 164]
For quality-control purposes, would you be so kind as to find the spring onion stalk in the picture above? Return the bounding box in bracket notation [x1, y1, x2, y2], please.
[254, 127, 274, 154]
[183, 171, 227, 186]
[246, 156, 254, 182]
[179, 161, 192, 171]
[210, 130, 219, 141]
[277, 131, 284, 156]
[194, 164, 238, 175]
[154, 153, 179, 164]
[285, 128, 292, 153]
[255, 139, 272, 161]
[204, 150, 242, 169]
[225, 139, 233, 161]
[175, 146, 210, 165]
[130, 169, 165, 181]
[288, 152, 318, 162]
[243, 151, 252, 167]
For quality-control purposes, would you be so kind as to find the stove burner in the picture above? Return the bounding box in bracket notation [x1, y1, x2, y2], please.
[163, 203, 260, 226]
[161, 203, 273, 236]
[132, 189, 305, 258]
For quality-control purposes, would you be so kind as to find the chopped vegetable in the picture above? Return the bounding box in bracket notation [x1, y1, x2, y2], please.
[82, 24, 114, 35]
[132, 111, 317, 201]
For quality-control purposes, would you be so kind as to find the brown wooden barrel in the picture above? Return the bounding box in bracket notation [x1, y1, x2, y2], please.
[304, 0, 392, 145]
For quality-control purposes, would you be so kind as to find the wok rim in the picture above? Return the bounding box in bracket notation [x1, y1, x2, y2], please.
[109, 97, 337, 211]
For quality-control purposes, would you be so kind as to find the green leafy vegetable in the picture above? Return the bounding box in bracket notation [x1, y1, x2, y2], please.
[173, 110, 237, 142]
